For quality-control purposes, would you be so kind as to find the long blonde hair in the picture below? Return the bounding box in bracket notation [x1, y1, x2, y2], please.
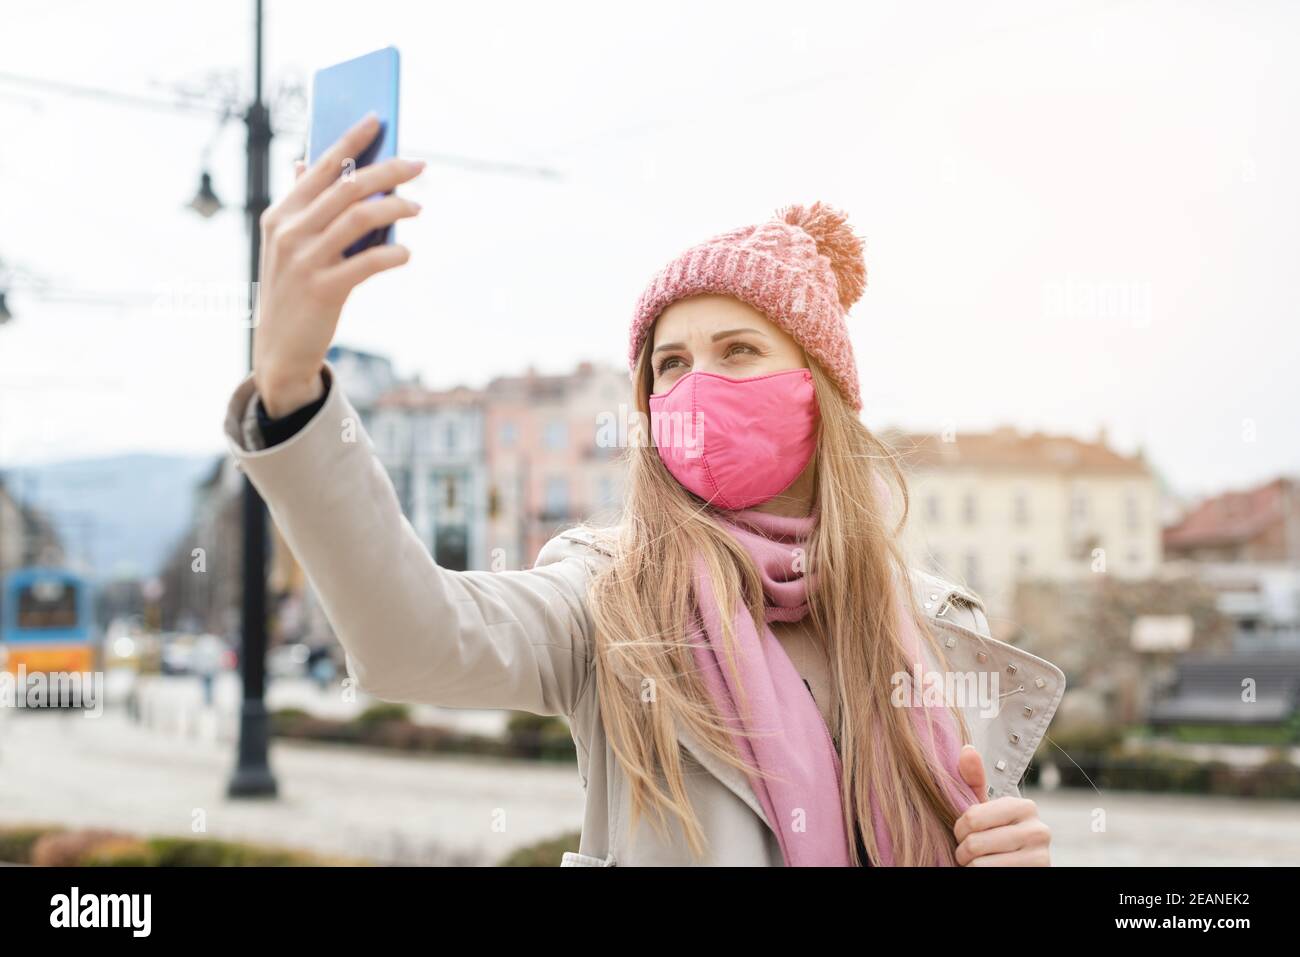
[587, 342, 971, 865]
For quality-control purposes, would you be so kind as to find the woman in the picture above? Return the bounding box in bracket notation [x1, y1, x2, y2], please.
[225, 113, 1064, 866]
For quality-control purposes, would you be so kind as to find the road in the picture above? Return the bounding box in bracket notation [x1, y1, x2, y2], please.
[1, 702, 1298, 866]
[0, 706, 579, 866]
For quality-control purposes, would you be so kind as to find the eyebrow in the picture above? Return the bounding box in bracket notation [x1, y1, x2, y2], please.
[652, 328, 767, 354]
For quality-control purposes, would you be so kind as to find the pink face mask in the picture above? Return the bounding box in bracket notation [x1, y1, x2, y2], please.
[648, 368, 820, 511]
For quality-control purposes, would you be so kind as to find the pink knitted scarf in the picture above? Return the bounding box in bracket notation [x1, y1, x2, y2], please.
[690, 507, 979, 866]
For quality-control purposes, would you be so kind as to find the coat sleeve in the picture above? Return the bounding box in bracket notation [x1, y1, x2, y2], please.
[221, 363, 596, 716]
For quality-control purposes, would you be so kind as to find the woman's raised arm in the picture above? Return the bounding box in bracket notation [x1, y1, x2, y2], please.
[224, 366, 595, 716]
[224, 113, 594, 716]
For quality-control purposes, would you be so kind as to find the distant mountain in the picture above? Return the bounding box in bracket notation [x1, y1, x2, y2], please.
[3, 453, 219, 581]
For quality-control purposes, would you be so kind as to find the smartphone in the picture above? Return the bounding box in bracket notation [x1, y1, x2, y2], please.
[307, 46, 401, 256]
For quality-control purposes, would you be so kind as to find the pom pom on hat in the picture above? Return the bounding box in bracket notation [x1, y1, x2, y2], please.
[776, 201, 867, 309]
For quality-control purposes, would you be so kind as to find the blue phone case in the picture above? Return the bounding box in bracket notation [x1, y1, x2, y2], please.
[308, 46, 400, 257]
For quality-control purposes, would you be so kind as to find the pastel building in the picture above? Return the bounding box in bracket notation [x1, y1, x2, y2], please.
[888, 427, 1162, 629]
[325, 344, 398, 428]
[484, 362, 628, 570]
[369, 385, 489, 572]
[1163, 477, 1300, 565]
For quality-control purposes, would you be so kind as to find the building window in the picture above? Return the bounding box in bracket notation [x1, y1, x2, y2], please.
[498, 420, 517, 448]
[1125, 489, 1140, 532]
[544, 420, 567, 450]
[926, 494, 941, 523]
[592, 435, 616, 460]
[445, 475, 458, 509]
[380, 420, 400, 456]
[434, 524, 469, 572]
[596, 476, 618, 509]
[1013, 490, 1029, 526]
[443, 421, 458, 453]
[412, 416, 431, 456]
[964, 551, 981, 591]
[1072, 490, 1089, 521]
[962, 492, 978, 525]
[1017, 549, 1032, 573]
[1072, 532, 1102, 561]
[543, 477, 569, 518]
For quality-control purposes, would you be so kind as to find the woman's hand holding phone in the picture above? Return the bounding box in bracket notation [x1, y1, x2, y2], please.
[253, 113, 425, 417]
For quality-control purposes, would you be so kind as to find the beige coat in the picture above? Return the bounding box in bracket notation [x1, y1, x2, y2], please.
[224, 365, 1066, 866]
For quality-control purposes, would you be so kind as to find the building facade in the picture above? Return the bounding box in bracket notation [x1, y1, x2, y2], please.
[1162, 476, 1300, 651]
[1163, 476, 1300, 564]
[484, 362, 628, 570]
[0, 480, 65, 577]
[249, 350, 629, 581]
[325, 344, 398, 430]
[889, 426, 1162, 628]
[370, 386, 489, 572]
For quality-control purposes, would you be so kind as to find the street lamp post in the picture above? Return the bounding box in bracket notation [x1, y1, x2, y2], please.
[227, 0, 277, 799]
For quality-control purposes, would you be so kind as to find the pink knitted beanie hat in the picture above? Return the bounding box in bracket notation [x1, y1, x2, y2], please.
[628, 202, 866, 410]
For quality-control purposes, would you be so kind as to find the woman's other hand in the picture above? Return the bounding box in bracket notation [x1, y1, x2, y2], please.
[253, 112, 425, 416]
[953, 744, 1052, 866]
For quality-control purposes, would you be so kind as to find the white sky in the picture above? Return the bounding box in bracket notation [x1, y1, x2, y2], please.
[1, 0, 1296, 498]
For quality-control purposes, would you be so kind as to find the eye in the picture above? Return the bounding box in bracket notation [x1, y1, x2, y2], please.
[724, 342, 761, 359]
[655, 354, 687, 376]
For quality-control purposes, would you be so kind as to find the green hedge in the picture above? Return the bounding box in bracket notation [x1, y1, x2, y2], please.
[0, 826, 58, 865]
[1164, 722, 1300, 746]
[3, 823, 584, 868]
[273, 709, 576, 762]
[356, 702, 412, 726]
[1026, 724, 1300, 798]
[498, 830, 582, 867]
[1026, 753, 1300, 798]
[0, 825, 347, 866]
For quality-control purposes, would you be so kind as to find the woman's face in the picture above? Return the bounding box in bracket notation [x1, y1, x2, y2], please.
[649, 294, 806, 395]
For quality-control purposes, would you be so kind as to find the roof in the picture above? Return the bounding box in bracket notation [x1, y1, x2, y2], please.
[374, 361, 623, 408]
[884, 427, 1150, 476]
[485, 361, 615, 403]
[374, 385, 482, 410]
[1163, 477, 1295, 550]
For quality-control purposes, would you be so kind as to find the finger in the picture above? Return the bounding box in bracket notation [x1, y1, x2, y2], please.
[961, 837, 1050, 868]
[323, 243, 412, 293]
[955, 818, 1045, 865]
[293, 160, 307, 181]
[961, 816, 1050, 863]
[966, 847, 1050, 867]
[297, 156, 426, 234]
[309, 195, 422, 261]
[958, 744, 988, 803]
[954, 796, 1037, 844]
[284, 112, 382, 212]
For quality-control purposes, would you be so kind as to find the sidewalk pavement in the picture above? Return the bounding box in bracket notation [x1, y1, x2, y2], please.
[0, 707, 581, 866]
[2, 705, 1298, 866]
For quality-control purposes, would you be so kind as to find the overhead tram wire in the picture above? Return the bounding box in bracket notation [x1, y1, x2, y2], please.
[0, 69, 565, 179]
